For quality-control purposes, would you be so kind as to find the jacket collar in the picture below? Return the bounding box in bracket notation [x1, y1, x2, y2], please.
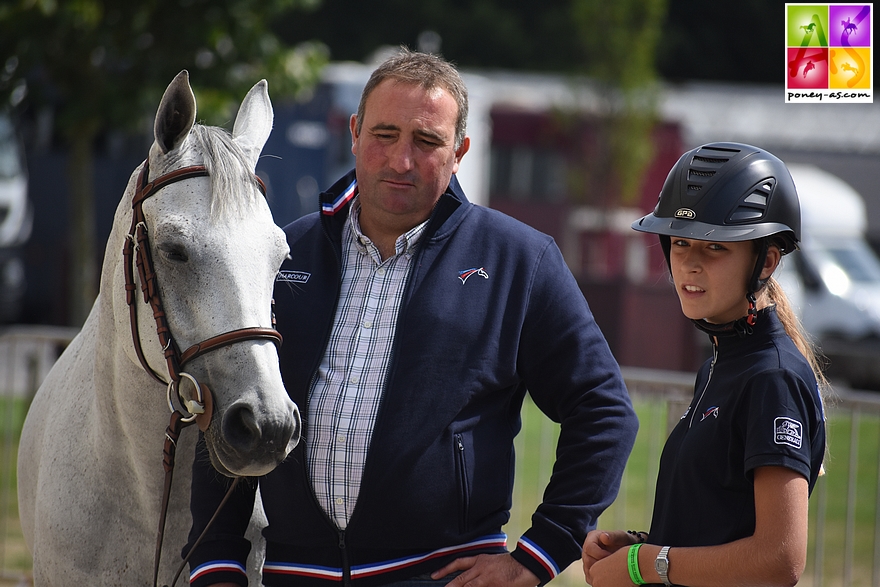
[318, 169, 469, 241]
[695, 306, 784, 348]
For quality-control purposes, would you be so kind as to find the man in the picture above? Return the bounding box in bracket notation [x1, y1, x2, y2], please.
[186, 48, 638, 587]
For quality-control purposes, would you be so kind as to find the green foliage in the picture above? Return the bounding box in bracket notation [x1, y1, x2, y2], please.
[0, 0, 328, 324]
[572, 0, 667, 90]
[569, 0, 668, 206]
[272, 0, 584, 73]
[0, 0, 329, 134]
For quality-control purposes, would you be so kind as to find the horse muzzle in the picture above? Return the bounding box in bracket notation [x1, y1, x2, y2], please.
[206, 394, 301, 477]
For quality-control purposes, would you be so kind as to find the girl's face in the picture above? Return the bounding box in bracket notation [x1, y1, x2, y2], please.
[669, 238, 763, 324]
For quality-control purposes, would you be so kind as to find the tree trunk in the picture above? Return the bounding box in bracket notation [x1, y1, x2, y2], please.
[67, 130, 98, 327]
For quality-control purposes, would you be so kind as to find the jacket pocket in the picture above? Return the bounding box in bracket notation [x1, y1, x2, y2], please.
[454, 433, 471, 533]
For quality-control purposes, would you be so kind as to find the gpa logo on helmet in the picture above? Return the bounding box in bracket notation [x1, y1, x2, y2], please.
[674, 208, 696, 220]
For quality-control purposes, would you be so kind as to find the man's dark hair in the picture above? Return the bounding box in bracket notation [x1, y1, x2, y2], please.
[356, 47, 468, 149]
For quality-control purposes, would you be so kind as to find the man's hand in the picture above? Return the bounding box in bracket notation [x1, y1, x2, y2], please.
[431, 553, 540, 587]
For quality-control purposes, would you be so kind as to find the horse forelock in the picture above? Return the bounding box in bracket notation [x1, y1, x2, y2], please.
[162, 124, 262, 220]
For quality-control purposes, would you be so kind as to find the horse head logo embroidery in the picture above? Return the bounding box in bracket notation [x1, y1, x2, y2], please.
[458, 267, 489, 284]
[700, 406, 719, 422]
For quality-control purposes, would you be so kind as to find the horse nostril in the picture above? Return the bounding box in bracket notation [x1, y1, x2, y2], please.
[222, 401, 261, 452]
[221, 399, 301, 459]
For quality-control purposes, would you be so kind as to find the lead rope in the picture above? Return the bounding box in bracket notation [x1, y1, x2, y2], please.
[153, 411, 189, 587]
[152, 408, 241, 587]
[166, 476, 241, 587]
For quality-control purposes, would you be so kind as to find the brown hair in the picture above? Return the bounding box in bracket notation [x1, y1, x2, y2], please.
[759, 277, 830, 392]
[760, 273, 830, 473]
[355, 47, 469, 150]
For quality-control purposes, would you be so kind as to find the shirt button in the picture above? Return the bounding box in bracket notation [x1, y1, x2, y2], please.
[363, 320, 373, 328]
[349, 374, 359, 384]
[335, 497, 344, 505]
[376, 267, 386, 277]
[337, 434, 346, 443]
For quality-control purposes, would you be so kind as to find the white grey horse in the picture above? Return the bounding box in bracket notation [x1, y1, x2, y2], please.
[18, 71, 300, 586]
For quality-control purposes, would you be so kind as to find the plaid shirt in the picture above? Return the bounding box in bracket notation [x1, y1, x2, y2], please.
[307, 198, 428, 529]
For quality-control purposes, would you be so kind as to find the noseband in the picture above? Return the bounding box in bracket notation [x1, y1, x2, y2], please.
[123, 160, 282, 587]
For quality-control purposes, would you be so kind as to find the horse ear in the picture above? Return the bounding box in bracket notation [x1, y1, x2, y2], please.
[232, 79, 273, 170]
[154, 70, 197, 154]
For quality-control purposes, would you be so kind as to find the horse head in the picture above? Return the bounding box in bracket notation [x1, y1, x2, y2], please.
[116, 71, 300, 477]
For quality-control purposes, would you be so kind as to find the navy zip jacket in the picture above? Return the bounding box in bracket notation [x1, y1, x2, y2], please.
[186, 170, 638, 587]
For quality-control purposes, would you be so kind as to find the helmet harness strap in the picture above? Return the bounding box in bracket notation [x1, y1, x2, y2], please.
[746, 238, 771, 326]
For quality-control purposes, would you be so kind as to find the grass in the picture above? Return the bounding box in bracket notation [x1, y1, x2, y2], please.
[1, 394, 879, 586]
[0, 397, 31, 585]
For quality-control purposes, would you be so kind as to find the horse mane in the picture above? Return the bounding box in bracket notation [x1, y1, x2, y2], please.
[176, 124, 263, 219]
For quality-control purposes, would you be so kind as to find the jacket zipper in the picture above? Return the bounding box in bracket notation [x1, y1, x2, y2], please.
[688, 342, 718, 429]
[317, 192, 452, 584]
[339, 529, 351, 587]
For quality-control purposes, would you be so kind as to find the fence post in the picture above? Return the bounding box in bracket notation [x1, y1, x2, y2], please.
[845, 411, 860, 587]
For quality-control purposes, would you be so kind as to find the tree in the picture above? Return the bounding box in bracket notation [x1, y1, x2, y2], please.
[0, 0, 328, 325]
[657, 0, 789, 83]
[571, 0, 669, 207]
[271, 0, 782, 84]
[272, 0, 586, 72]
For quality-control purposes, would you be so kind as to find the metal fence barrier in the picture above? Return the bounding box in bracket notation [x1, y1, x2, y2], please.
[510, 367, 880, 587]
[2, 329, 880, 586]
[1, 325, 78, 586]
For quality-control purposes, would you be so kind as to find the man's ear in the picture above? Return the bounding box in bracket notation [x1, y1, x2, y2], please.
[452, 136, 470, 174]
[350, 114, 359, 156]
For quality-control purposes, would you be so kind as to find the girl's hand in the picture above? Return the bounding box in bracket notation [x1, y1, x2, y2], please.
[582, 530, 636, 584]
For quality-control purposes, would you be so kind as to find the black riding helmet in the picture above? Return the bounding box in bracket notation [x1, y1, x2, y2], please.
[632, 142, 802, 330]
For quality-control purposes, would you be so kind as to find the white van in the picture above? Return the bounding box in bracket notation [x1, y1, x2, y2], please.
[0, 112, 31, 322]
[776, 164, 880, 388]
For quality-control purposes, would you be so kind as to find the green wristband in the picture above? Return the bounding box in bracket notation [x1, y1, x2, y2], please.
[627, 543, 646, 585]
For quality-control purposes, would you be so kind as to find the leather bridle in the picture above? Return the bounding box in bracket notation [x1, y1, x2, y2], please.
[123, 160, 283, 587]
[124, 161, 282, 409]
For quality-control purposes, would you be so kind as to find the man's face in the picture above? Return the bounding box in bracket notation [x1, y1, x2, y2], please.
[350, 79, 469, 239]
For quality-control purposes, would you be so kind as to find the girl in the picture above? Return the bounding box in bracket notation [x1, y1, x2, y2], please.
[583, 142, 826, 587]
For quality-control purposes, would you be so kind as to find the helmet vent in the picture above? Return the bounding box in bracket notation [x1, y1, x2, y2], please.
[693, 155, 729, 165]
[727, 179, 775, 224]
[744, 193, 767, 205]
[686, 153, 730, 196]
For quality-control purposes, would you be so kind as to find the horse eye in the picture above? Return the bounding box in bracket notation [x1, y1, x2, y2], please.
[158, 243, 188, 262]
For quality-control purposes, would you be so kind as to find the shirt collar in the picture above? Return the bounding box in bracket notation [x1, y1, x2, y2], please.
[348, 196, 429, 259]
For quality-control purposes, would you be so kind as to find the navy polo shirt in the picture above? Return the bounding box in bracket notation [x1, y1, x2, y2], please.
[649, 307, 825, 547]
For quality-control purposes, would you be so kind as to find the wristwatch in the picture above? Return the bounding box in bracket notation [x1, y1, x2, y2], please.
[655, 546, 672, 586]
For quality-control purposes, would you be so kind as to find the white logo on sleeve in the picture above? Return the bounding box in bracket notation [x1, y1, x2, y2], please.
[774, 417, 803, 449]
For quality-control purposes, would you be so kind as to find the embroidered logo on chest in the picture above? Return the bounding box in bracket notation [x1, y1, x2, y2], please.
[700, 406, 719, 422]
[774, 417, 803, 449]
[458, 267, 489, 284]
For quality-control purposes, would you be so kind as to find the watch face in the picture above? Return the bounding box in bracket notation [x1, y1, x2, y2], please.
[655, 547, 671, 586]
